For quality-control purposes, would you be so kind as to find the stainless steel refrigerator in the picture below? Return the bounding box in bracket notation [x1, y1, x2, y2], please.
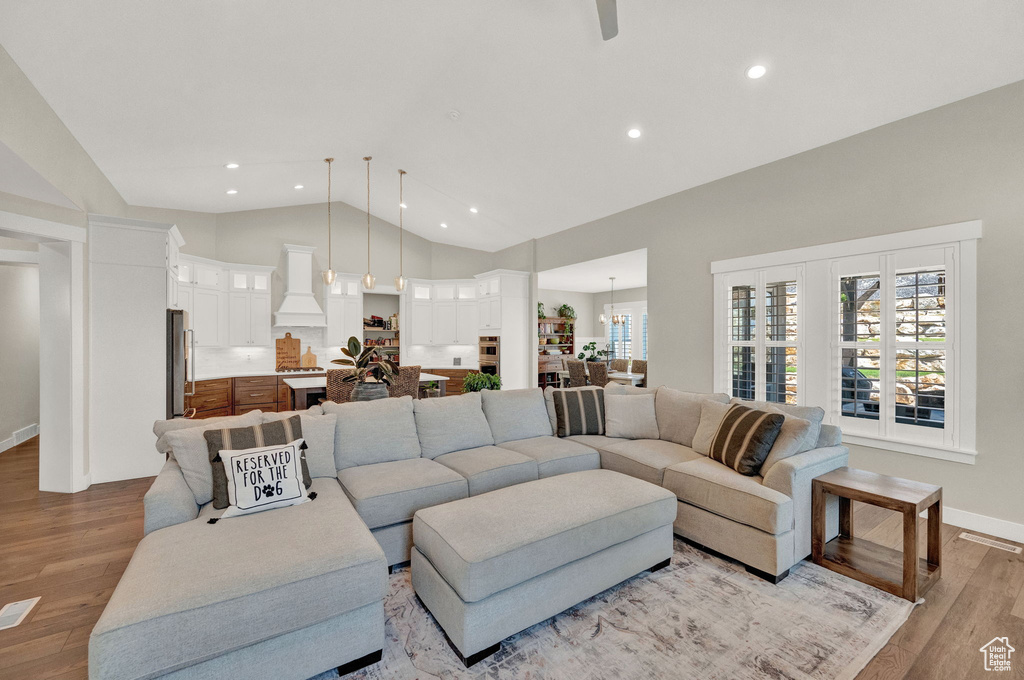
[166, 309, 194, 419]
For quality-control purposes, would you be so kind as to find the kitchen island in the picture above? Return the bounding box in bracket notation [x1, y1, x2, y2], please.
[284, 372, 450, 408]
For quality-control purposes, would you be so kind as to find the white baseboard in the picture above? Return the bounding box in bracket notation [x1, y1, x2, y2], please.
[942, 506, 1024, 545]
[0, 423, 38, 454]
[0, 437, 14, 454]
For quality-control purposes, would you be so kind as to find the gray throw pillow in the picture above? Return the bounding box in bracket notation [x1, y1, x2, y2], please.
[759, 407, 813, 474]
[481, 388, 552, 443]
[261, 411, 338, 478]
[324, 396, 421, 469]
[604, 393, 660, 439]
[655, 387, 730, 447]
[730, 398, 824, 453]
[413, 392, 494, 459]
[708, 404, 785, 476]
[692, 399, 732, 456]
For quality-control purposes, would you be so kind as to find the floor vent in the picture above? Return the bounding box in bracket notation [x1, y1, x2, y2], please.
[959, 532, 1022, 554]
[0, 597, 41, 631]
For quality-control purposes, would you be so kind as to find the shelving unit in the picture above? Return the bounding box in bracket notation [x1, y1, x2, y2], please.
[538, 317, 575, 389]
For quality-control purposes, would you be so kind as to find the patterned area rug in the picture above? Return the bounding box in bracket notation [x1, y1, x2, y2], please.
[313, 538, 912, 680]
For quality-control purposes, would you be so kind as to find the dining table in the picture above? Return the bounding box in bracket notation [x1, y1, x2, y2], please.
[554, 370, 646, 388]
[283, 372, 450, 409]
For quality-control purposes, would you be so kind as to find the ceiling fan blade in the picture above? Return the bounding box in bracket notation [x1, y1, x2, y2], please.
[595, 0, 618, 40]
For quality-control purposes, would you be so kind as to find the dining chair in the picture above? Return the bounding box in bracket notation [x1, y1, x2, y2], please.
[325, 368, 356, 403]
[587, 362, 609, 387]
[631, 359, 648, 387]
[388, 365, 422, 399]
[610, 359, 628, 373]
[566, 360, 588, 388]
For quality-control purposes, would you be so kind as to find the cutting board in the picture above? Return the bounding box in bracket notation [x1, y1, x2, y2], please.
[301, 346, 317, 368]
[276, 333, 301, 370]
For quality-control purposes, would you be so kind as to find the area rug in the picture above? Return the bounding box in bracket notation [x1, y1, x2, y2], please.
[312, 537, 913, 680]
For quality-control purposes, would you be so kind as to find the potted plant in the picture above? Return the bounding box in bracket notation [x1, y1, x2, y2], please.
[420, 380, 440, 399]
[538, 302, 546, 319]
[557, 304, 576, 320]
[331, 336, 398, 401]
[462, 372, 501, 393]
[577, 341, 599, 363]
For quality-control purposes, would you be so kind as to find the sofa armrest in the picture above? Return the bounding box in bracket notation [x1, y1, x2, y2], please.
[816, 424, 843, 448]
[143, 458, 199, 535]
[762, 445, 849, 566]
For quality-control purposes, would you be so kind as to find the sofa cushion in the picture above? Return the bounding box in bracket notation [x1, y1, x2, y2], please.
[162, 410, 264, 506]
[481, 387, 553, 444]
[338, 458, 468, 530]
[324, 395, 421, 469]
[760, 408, 814, 474]
[414, 392, 494, 459]
[708, 404, 785, 476]
[599, 438, 703, 486]
[604, 393, 660, 439]
[153, 410, 266, 455]
[89, 478, 386, 680]
[566, 434, 627, 452]
[604, 383, 658, 396]
[551, 387, 606, 436]
[434, 446, 539, 496]
[663, 458, 794, 535]
[692, 399, 731, 455]
[412, 469, 676, 603]
[497, 436, 600, 478]
[730, 398, 824, 453]
[655, 387, 730, 447]
[261, 412, 338, 478]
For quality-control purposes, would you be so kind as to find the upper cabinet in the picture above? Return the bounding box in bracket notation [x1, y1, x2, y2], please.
[178, 255, 229, 346]
[230, 270, 271, 293]
[324, 276, 363, 347]
[406, 280, 480, 346]
[228, 265, 275, 346]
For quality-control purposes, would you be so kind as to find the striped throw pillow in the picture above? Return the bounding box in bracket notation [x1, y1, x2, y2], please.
[708, 404, 785, 476]
[204, 415, 312, 509]
[552, 387, 605, 437]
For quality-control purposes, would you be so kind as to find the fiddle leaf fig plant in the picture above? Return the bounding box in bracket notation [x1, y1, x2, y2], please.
[331, 336, 399, 385]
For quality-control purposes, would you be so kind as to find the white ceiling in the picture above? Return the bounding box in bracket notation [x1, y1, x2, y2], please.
[539, 249, 647, 293]
[1, 2, 1023, 251]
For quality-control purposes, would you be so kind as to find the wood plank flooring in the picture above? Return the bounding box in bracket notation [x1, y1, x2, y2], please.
[0, 436, 1020, 679]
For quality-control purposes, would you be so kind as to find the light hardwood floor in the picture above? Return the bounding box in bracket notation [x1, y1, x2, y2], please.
[0, 436, 1020, 679]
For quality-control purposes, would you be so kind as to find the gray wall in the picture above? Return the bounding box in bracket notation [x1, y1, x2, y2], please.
[523, 81, 1024, 526]
[538, 288, 596, 338]
[592, 286, 648, 332]
[0, 263, 39, 446]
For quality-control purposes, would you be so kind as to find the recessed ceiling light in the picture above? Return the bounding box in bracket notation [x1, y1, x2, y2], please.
[746, 64, 767, 79]
[225, 163, 239, 169]
[440, 223, 448, 229]
[399, 202, 407, 209]
[294, 184, 304, 189]
[627, 128, 642, 139]
[226, 189, 238, 195]
[470, 207, 478, 214]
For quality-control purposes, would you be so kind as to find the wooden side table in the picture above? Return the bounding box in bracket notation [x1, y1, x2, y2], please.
[812, 467, 942, 602]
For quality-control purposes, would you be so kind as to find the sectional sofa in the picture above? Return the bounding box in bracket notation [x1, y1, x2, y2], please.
[89, 385, 847, 680]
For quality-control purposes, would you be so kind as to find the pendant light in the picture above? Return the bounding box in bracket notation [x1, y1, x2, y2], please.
[361, 156, 376, 290]
[600, 276, 623, 326]
[394, 169, 407, 292]
[320, 158, 337, 286]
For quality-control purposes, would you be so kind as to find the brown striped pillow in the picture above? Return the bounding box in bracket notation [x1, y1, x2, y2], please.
[205, 415, 312, 509]
[551, 387, 605, 437]
[708, 404, 785, 476]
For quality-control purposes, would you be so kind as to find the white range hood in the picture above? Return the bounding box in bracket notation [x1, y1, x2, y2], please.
[274, 244, 326, 327]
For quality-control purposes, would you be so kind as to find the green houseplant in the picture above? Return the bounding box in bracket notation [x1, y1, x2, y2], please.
[420, 380, 440, 398]
[577, 342, 610, 363]
[537, 302, 546, 319]
[462, 372, 501, 393]
[557, 303, 576, 320]
[331, 336, 399, 401]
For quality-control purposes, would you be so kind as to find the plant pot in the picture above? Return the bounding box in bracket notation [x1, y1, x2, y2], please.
[424, 388, 440, 399]
[352, 382, 389, 401]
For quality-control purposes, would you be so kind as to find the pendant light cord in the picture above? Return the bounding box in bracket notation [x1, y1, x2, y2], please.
[325, 158, 333, 271]
[398, 169, 405, 277]
[364, 156, 372, 272]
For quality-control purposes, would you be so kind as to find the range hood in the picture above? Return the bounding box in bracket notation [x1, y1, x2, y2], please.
[274, 244, 326, 327]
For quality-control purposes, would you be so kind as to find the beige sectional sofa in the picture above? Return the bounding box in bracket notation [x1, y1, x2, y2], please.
[91, 385, 847, 679]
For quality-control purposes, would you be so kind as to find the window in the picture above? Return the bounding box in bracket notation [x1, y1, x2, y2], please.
[604, 302, 648, 360]
[713, 221, 978, 464]
[609, 314, 632, 359]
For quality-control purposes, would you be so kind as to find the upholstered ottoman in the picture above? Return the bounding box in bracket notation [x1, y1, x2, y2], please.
[410, 469, 676, 666]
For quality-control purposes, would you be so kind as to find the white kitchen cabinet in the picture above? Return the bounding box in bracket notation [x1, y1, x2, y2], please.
[479, 296, 502, 330]
[456, 300, 479, 344]
[229, 291, 272, 346]
[409, 301, 433, 345]
[230, 270, 271, 293]
[192, 288, 223, 346]
[326, 296, 362, 347]
[432, 301, 458, 345]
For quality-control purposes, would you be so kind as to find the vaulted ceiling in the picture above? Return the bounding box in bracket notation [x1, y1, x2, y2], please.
[1, 1, 1022, 251]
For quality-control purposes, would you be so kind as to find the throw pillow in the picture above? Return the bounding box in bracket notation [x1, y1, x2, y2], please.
[551, 387, 605, 437]
[154, 410, 263, 455]
[759, 407, 813, 473]
[324, 396, 421, 469]
[204, 415, 312, 509]
[413, 392, 494, 459]
[729, 398, 824, 453]
[604, 393, 660, 439]
[604, 383, 658, 397]
[708, 404, 785, 476]
[163, 410, 264, 505]
[655, 387, 730, 447]
[691, 399, 732, 455]
[261, 411, 338, 478]
[220, 439, 310, 518]
[481, 388, 553, 443]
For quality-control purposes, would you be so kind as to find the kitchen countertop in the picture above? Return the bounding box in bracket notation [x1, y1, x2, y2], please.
[283, 373, 449, 390]
[193, 368, 328, 381]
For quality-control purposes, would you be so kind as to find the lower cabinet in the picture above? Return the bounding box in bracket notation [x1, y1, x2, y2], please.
[427, 368, 472, 395]
[232, 376, 278, 414]
[186, 378, 233, 418]
[188, 373, 326, 418]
